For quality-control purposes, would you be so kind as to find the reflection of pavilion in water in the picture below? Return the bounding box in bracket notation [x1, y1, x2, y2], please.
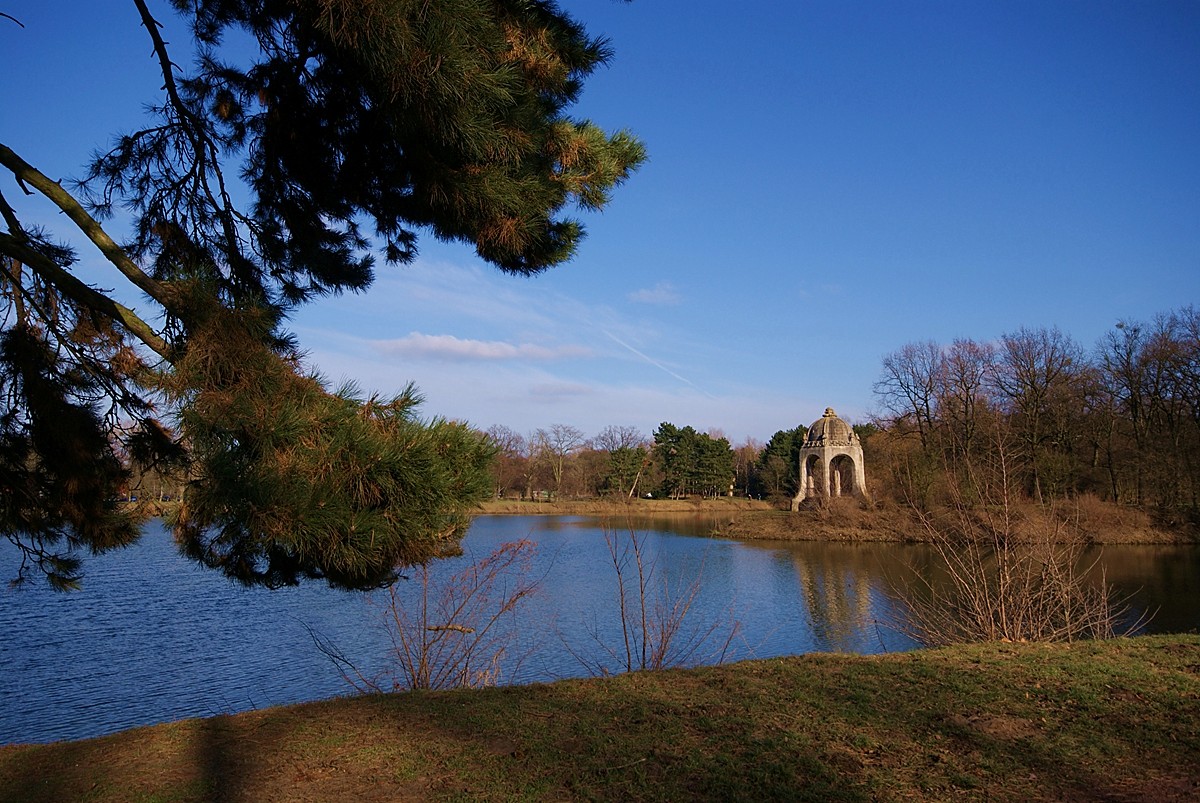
[783, 408, 878, 649]
[771, 545, 887, 652]
[791, 407, 869, 511]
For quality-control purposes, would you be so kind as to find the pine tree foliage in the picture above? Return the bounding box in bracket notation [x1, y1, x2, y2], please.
[754, 426, 807, 500]
[652, 423, 734, 499]
[0, 0, 643, 589]
[168, 306, 496, 588]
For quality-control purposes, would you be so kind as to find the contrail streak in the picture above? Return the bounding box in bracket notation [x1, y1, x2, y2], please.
[601, 329, 718, 399]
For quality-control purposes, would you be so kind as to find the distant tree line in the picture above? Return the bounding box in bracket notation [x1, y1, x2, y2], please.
[124, 303, 1196, 516]
[484, 421, 818, 503]
[486, 423, 720, 501]
[483, 417, 884, 506]
[872, 305, 1199, 517]
[479, 305, 1197, 520]
[122, 303, 1178, 514]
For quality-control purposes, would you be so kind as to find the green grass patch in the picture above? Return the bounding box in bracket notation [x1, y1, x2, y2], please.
[2, 635, 1198, 801]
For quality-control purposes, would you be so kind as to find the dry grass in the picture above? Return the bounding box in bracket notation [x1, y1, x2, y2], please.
[3, 636, 1199, 801]
[1046, 493, 1188, 544]
[717, 496, 1199, 546]
[476, 492, 1197, 547]
[718, 498, 920, 542]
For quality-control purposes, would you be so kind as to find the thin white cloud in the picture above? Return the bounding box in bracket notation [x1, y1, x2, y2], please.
[290, 256, 822, 441]
[627, 281, 682, 305]
[529, 381, 596, 400]
[299, 339, 825, 443]
[374, 332, 591, 362]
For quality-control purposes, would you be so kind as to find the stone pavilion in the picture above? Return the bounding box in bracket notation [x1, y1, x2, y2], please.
[790, 407, 868, 510]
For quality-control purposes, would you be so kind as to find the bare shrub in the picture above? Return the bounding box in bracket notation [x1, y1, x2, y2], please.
[314, 539, 541, 691]
[568, 525, 741, 676]
[894, 436, 1144, 646]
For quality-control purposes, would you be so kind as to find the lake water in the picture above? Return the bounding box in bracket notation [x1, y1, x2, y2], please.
[2, 515, 1197, 744]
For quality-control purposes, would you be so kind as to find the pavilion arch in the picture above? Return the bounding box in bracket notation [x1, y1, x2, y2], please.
[829, 454, 861, 497]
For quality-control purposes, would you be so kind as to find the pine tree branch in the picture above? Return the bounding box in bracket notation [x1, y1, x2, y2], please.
[133, 0, 191, 126]
[0, 232, 171, 360]
[0, 141, 180, 313]
[132, 0, 230, 215]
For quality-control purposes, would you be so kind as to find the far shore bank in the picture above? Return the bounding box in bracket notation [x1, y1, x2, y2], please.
[474, 497, 1200, 546]
[476, 497, 771, 517]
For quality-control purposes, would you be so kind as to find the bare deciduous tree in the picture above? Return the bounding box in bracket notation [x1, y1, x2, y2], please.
[486, 425, 528, 499]
[875, 341, 943, 450]
[989, 326, 1086, 503]
[733, 437, 764, 498]
[593, 425, 645, 453]
[937, 338, 996, 461]
[534, 424, 588, 498]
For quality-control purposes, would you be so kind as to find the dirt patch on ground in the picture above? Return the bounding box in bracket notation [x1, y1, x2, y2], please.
[945, 712, 1040, 741]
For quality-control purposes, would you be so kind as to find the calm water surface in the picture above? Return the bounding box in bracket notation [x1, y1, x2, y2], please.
[2, 515, 1197, 744]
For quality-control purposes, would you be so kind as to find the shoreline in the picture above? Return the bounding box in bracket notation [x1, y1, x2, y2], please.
[138, 497, 1199, 546]
[475, 497, 771, 516]
[474, 497, 1200, 546]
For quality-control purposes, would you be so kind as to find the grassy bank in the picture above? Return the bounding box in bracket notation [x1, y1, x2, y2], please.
[3, 636, 1198, 801]
[476, 497, 772, 516]
[476, 496, 1198, 546]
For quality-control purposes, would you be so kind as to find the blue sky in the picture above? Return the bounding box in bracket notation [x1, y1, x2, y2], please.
[2, 1, 1198, 444]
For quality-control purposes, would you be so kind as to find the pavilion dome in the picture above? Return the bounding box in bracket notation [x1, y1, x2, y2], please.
[804, 407, 858, 449]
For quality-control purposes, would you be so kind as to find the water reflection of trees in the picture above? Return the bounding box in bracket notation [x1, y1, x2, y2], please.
[744, 540, 1200, 652]
[881, 544, 1197, 638]
[523, 514, 722, 538]
[479, 518, 1199, 652]
[1079, 546, 1200, 634]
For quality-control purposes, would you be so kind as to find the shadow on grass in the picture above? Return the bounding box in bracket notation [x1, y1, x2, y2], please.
[195, 714, 250, 802]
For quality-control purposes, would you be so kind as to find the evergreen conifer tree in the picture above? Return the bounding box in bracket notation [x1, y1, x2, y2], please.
[0, 0, 644, 589]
